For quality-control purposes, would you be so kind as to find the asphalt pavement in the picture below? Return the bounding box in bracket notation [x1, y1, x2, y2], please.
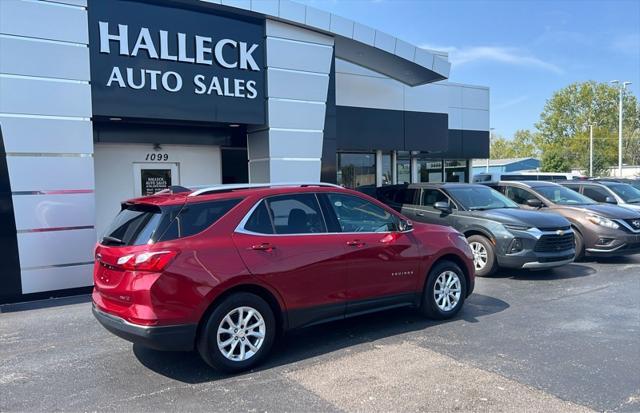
[1, 255, 639, 412]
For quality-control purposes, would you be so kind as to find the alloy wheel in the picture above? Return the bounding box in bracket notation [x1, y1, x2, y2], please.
[469, 241, 488, 270]
[433, 270, 462, 312]
[217, 306, 266, 362]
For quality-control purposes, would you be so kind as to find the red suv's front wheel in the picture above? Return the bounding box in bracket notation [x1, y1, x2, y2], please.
[197, 293, 276, 372]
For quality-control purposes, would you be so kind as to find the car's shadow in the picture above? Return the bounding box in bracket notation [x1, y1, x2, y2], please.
[491, 263, 596, 280]
[132, 293, 509, 383]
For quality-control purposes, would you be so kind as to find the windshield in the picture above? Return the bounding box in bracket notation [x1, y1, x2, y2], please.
[446, 186, 519, 210]
[608, 184, 640, 203]
[535, 186, 596, 205]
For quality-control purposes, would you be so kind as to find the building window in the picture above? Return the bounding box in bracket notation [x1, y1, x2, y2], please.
[445, 159, 467, 182]
[418, 158, 443, 183]
[396, 151, 411, 184]
[337, 152, 376, 189]
[381, 152, 392, 185]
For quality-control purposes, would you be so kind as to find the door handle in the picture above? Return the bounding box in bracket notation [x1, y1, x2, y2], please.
[346, 240, 366, 247]
[416, 212, 425, 216]
[250, 243, 276, 251]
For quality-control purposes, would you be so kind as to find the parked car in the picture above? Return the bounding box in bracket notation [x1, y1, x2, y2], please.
[472, 171, 582, 183]
[560, 180, 640, 212]
[92, 183, 474, 372]
[486, 181, 640, 260]
[371, 184, 575, 277]
[590, 178, 640, 191]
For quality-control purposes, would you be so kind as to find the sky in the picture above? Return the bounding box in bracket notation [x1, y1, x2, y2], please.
[297, 0, 640, 139]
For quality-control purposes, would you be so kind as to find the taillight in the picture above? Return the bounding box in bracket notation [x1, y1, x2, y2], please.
[114, 250, 179, 272]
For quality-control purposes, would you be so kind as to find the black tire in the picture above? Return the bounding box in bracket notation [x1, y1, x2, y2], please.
[197, 292, 276, 373]
[573, 228, 585, 261]
[467, 235, 497, 277]
[420, 260, 467, 320]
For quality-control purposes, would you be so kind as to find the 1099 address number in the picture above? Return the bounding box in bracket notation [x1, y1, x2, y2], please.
[145, 153, 169, 161]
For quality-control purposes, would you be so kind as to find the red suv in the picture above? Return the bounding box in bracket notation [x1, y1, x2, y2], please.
[92, 183, 474, 372]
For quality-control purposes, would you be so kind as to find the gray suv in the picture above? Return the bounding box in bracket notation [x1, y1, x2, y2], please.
[372, 184, 575, 276]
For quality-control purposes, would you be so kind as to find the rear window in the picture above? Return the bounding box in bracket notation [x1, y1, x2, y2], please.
[102, 198, 241, 246]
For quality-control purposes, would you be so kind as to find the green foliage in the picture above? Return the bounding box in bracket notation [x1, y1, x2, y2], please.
[490, 129, 540, 159]
[534, 81, 639, 173]
[540, 147, 572, 172]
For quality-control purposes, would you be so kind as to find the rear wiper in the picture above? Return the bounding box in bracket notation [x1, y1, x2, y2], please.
[102, 236, 125, 245]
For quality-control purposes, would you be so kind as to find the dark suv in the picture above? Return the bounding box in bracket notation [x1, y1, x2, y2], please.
[488, 181, 640, 259]
[372, 184, 575, 276]
[93, 183, 474, 372]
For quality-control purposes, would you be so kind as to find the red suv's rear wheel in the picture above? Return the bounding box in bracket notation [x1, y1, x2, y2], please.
[197, 292, 276, 373]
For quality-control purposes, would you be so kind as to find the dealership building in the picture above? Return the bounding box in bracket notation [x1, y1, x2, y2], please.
[0, 0, 489, 303]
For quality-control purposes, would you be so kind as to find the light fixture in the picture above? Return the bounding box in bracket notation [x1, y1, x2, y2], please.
[109, 117, 122, 121]
[229, 124, 240, 128]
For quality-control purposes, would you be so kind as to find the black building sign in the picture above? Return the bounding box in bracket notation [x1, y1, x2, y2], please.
[88, 0, 266, 125]
[141, 169, 172, 196]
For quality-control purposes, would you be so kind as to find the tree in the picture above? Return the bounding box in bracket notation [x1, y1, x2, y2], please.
[490, 129, 540, 159]
[535, 81, 639, 173]
[540, 147, 572, 172]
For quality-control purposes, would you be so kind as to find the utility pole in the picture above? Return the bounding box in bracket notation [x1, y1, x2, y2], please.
[611, 80, 632, 177]
[589, 124, 593, 177]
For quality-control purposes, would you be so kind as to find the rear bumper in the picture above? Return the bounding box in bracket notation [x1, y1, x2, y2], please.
[92, 304, 196, 351]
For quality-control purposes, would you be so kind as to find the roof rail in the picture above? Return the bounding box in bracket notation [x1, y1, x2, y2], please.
[188, 182, 342, 197]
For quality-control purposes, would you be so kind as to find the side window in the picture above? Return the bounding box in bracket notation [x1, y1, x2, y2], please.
[563, 184, 580, 193]
[326, 193, 398, 233]
[420, 189, 451, 209]
[157, 199, 240, 241]
[266, 194, 326, 234]
[244, 201, 274, 234]
[393, 188, 418, 205]
[582, 186, 610, 203]
[505, 187, 538, 205]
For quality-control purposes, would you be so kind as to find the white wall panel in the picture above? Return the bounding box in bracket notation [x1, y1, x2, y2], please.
[353, 23, 375, 46]
[250, 0, 278, 15]
[414, 48, 435, 71]
[248, 159, 270, 183]
[267, 99, 326, 130]
[335, 58, 386, 78]
[266, 19, 333, 46]
[462, 108, 490, 131]
[266, 38, 333, 73]
[17, 228, 95, 268]
[269, 159, 321, 182]
[404, 84, 448, 114]
[13, 193, 94, 231]
[305, 7, 330, 31]
[374, 31, 396, 54]
[447, 83, 464, 108]
[268, 129, 324, 158]
[278, 0, 306, 25]
[395, 40, 415, 62]
[448, 108, 463, 130]
[7, 156, 94, 191]
[0, 0, 88, 44]
[0, 36, 89, 81]
[336, 73, 404, 111]
[267, 69, 329, 102]
[21, 264, 93, 294]
[0, 76, 91, 117]
[330, 14, 354, 38]
[462, 87, 490, 110]
[0, 116, 93, 154]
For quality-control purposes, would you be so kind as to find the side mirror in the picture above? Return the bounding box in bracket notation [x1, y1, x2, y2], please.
[526, 198, 543, 208]
[434, 201, 452, 214]
[604, 196, 617, 204]
[398, 219, 413, 232]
